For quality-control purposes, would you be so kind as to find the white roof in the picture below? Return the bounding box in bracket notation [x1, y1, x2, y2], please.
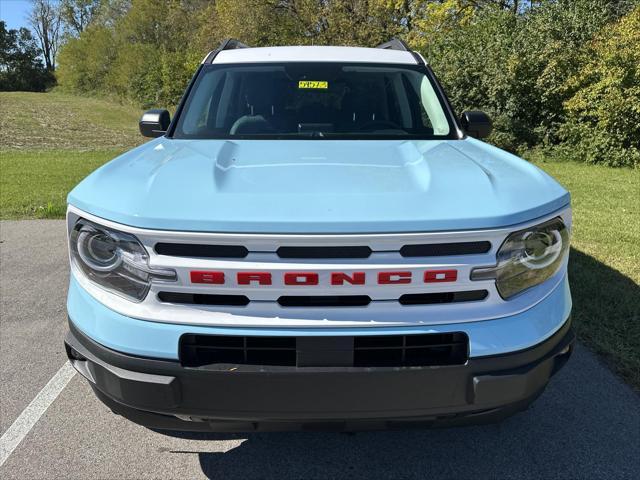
[210, 46, 419, 65]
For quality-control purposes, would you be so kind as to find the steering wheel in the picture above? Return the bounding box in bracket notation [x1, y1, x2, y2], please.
[357, 120, 405, 131]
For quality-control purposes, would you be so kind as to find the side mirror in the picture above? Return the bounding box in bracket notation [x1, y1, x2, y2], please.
[460, 111, 492, 139]
[139, 109, 170, 138]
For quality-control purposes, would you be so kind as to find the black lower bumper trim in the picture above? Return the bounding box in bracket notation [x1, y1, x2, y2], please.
[65, 318, 573, 432]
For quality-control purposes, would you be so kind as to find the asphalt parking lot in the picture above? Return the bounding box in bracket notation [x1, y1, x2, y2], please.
[1, 219, 639, 479]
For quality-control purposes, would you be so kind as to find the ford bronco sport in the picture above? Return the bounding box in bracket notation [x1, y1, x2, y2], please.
[64, 39, 574, 432]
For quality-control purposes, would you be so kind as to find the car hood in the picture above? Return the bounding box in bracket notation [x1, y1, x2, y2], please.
[68, 137, 569, 233]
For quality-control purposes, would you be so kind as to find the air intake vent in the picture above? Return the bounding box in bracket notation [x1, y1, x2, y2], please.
[354, 332, 468, 367]
[181, 335, 296, 367]
[155, 243, 248, 258]
[400, 241, 491, 257]
[179, 333, 469, 368]
[277, 246, 372, 258]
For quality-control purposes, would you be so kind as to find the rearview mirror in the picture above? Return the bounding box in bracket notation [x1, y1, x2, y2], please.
[460, 111, 492, 139]
[139, 109, 170, 138]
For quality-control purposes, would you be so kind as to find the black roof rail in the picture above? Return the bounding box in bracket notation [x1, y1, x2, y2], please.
[376, 38, 425, 65]
[376, 38, 410, 51]
[204, 38, 250, 64]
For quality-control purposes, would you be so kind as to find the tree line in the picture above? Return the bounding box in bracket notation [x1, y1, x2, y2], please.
[0, 0, 98, 91]
[4, 1, 640, 167]
[1, 21, 54, 91]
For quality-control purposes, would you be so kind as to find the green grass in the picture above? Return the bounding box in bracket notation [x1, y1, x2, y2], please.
[0, 149, 124, 218]
[0, 91, 638, 388]
[531, 159, 640, 389]
[0, 91, 143, 219]
[0, 91, 144, 151]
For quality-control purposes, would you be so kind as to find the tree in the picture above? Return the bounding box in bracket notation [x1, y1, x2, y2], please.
[560, 6, 640, 167]
[0, 21, 55, 91]
[53, 0, 640, 167]
[29, 0, 62, 70]
[60, 0, 101, 35]
[91, 0, 131, 28]
[215, 0, 410, 47]
[407, 0, 638, 152]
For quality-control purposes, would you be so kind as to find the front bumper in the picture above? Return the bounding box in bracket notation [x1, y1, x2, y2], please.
[65, 317, 573, 432]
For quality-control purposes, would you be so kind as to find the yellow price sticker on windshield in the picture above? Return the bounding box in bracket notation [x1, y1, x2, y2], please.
[298, 80, 328, 89]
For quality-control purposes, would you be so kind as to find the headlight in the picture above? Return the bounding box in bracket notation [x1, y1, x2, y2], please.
[70, 219, 176, 301]
[471, 217, 570, 299]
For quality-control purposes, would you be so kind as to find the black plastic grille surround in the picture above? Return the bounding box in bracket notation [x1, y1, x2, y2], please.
[179, 332, 469, 368]
[158, 290, 488, 307]
[154, 241, 491, 259]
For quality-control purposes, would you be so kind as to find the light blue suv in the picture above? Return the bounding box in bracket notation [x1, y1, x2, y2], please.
[64, 39, 573, 432]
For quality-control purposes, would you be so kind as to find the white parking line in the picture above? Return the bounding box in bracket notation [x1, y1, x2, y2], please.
[0, 362, 76, 467]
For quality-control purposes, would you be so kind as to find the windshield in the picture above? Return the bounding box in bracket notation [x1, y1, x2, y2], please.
[172, 63, 456, 140]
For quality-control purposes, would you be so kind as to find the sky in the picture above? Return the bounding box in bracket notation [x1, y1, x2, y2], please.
[1, 0, 32, 31]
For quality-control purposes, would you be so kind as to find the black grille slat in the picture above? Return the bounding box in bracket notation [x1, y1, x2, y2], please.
[246, 337, 296, 348]
[278, 295, 371, 307]
[399, 290, 488, 305]
[182, 345, 293, 351]
[246, 349, 296, 365]
[158, 292, 249, 306]
[354, 336, 404, 348]
[181, 345, 245, 365]
[353, 333, 468, 349]
[155, 243, 248, 258]
[352, 343, 462, 350]
[405, 332, 462, 346]
[179, 333, 468, 368]
[400, 241, 491, 257]
[277, 246, 372, 258]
